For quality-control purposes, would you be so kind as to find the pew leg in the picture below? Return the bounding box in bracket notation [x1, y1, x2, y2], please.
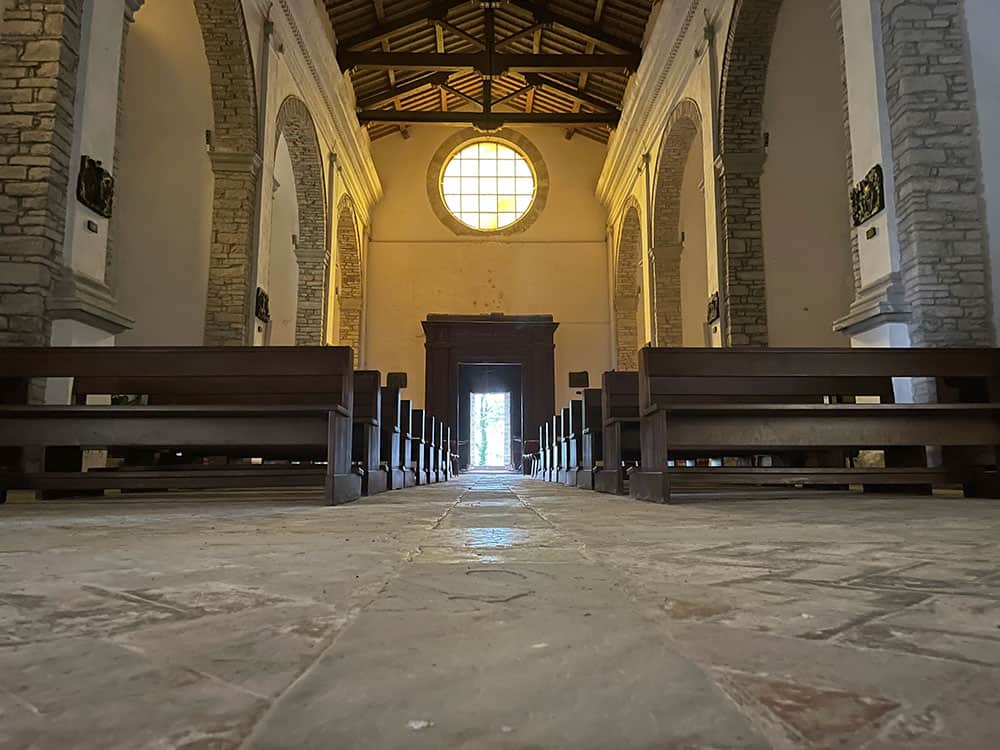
[962, 470, 1000, 499]
[327, 412, 361, 506]
[865, 446, 933, 495]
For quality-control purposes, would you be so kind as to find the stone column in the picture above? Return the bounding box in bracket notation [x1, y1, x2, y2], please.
[654, 241, 683, 347]
[714, 150, 769, 346]
[294, 252, 328, 345]
[0, 0, 82, 349]
[880, 0, 993, 348]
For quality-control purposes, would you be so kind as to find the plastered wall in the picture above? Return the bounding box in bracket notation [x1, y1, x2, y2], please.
[266, 135, 299, 346]
[115, 0, 214, 345]
[366, 125, 612, 409]
[760, 0, 853, 347]
[679, 130, 709, 347]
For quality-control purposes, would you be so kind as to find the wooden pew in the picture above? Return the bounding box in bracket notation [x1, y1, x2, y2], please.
[523, 438, 539, 476]
[536, 424, 549, 479]
[577, 388, 602, 490]
[0, 346, 360, 505]
[352, 370, 387, 496]
[422, 414, 435, 484]
[411, 408, 428, 485]
[562, 399, 583, 487]
[399, 400, 416, 487]
[594, 372, 640, 495]
[380, 381, 406, 491]
[632, 347, 1000, 503]
[550, 413, 563, 482]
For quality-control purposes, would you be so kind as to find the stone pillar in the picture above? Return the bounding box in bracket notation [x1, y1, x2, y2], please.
[654, 241, 683, 347]
[714, 150, 769, 346]
[203, 150, 260, 346]
[0, 0, 82, 349]
[294, 252, 328, 345]
[880, 0, 993, 348]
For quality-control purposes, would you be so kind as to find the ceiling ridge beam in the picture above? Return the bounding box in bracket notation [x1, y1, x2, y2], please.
[339, 51, 640, 73]
[356, 110, 620, 126]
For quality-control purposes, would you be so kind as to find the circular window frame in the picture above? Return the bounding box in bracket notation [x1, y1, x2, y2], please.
[427, 128, 549, 237]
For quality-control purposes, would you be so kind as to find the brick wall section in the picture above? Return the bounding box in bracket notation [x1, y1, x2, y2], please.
[336, 195, 362, 366]
[652, 100, 700, 347]
[880, 0, 994, 347]
[614, 204, 642, 370]
[0, 0, 81, 348]
[717, 0, 780, 346]
[275, 96, 328, 346]
[832, 0, 862, 294]
[193, 0, 259, 346]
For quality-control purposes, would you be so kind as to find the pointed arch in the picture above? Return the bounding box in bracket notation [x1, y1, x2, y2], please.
[614, 202, 644, 370]
[336, 194, 363, 366]
[275, 96, 328, 345]
[193, 0, 260, 345]
[652, 99, 703, 347]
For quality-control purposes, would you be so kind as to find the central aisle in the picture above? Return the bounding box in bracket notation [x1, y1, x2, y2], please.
[244, 474, 768, 748]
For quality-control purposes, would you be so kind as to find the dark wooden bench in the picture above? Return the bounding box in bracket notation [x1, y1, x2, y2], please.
[550, 412, 563, 482]
[0, 346, 360, 505]
[577, 388, 602, 490]
[399, 400, 417, 487]
[561, 400, 583, 486]
[535, 424, 549, 480]
[632, 347, 1000, 503]
[381, 384, 406, 490]
[594, 371, 640, 495]
[353, 370, 386, 496]
[425, 415, 440, 483]
[411, 408, 429, 485]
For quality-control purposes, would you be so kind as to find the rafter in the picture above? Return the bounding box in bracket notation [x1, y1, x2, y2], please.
[433, 19, 485, 50]
[505, 0, 642, 56]
[439, 83, 482, 109]
[496, 22, 547, 50]
[355, 72, 451, 109]
[522, 74, 619, 112]
[492, 84, 534, 108]
[339, 51, 640, 74]
[337, 0, 470, 52]
[356, 110, 620, 126]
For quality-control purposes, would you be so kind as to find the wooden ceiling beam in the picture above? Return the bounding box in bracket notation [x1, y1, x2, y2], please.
[522, 73, 619, 112]
[355, 72, 451, 109]
[336, 0, 470, 52]
[356, 110, 620, 126]
[492, 84, 534, 107]
[496, 22, 547, 50]
[505, 0, 641, 57]
[439, 83, 482, 109]
[433, 19, 485, 50]
[339, 51, 640, 73]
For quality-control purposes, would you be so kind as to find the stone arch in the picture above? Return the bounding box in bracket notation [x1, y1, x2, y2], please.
[652, 99, 702, 347]
[336, 194, 363, 366]
[192, 0, 260, 346]
[614, 203, 644, 370]
[716, 0, 782, 346]
[274, 96, 328, 345]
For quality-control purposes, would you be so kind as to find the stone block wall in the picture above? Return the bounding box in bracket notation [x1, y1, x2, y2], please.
[0, 0, 80, 347]
[881, 0, 994, 347]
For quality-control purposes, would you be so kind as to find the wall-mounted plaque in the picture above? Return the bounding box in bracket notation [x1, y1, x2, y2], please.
[707, 291, 720, 325]
[76, 156, 114, 218]
[255, 287, 271, 323]
[569, 371, 589, 388]
[850, 165, 885, 227]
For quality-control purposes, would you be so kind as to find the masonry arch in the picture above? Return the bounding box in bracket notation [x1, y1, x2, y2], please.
[274, 96, 328, 345]
[192, 0, 260, 346]
[614, 203, 644, 370]
[718, 0, 853, 346]
[336, 194, 363, 366]
[652, 99, 704, 347]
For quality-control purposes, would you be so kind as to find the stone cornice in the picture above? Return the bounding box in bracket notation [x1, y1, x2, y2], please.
[272, 0, 382, 226]
[832, 272, 910, 336]
[596, 0, 715, 217]
[49, 267, 134, 335]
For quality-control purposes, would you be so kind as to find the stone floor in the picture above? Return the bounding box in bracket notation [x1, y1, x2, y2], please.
[1, 475, 999, 749]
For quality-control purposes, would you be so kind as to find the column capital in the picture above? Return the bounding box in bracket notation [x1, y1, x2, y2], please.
[208, 149, 263, 175]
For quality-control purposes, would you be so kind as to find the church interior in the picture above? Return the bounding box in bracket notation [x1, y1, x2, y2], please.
[2, 0, 1000, 747]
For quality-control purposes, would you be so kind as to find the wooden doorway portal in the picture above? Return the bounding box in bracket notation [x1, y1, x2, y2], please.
[423, 314, 558, 471]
